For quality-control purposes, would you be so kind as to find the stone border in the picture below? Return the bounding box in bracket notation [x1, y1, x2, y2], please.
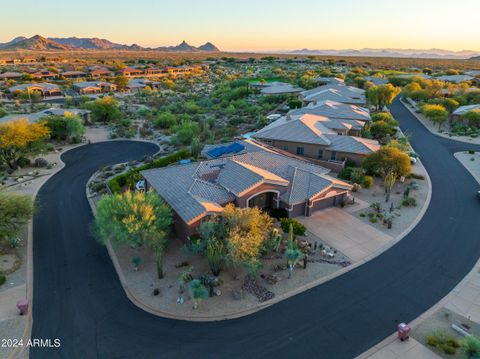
[400, 98, 480, 145]
[88, 143, 433, 321]
[356, 112, 480, 359]
[7, 138, 161, 359]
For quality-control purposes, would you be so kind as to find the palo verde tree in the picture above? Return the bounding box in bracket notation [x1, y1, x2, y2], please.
[0, 119, 50, 170]
[85, 96, 122, 123]
[421, 104, 449, 129]
[367, 84, 401, 110]
[94, 190, 172, 278]
[222, 204, 273, 275]
[0, 190, 34, 247]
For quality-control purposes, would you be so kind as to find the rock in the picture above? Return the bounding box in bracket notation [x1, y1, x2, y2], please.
[232, 290, 242, 301]
[213, 288, 221, 296]
[262, 274, 280, 285]
[152, 288, 160, 296]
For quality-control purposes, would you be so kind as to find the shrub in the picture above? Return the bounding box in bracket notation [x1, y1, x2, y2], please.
[17, 157, 31, 168]
[369, 217, 378, 223]
[338, 166, 354, 180]
[468, 150, 476, 155]
[363, 176, 373, 188]
[359, 213, 366, 217]
[402, 197, 417, 207]
[280, 218, 306, 236]
[442, 344, 456, 355]
[426, 335, 440, 347]
[0, 274, 6, 286]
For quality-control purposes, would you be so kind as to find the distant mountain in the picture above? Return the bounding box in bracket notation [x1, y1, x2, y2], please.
[0, 35, 72, 50]
[50, 36, 122, 49]
[470, 56, 480, 61]
[288, 47, 480, 59]
[0, 35, 220, 52]
[198, 42, 220, 52]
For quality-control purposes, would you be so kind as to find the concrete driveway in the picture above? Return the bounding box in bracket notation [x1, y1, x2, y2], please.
[297, 207, 393, 262]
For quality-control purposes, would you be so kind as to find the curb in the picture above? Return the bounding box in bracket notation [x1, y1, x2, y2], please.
[400, 98, 480, 146]
[90, 139, 433, 322]
[7, 137, 160, 359]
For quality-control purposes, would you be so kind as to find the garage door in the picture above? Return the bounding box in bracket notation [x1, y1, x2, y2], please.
[312, 195, 337, 212]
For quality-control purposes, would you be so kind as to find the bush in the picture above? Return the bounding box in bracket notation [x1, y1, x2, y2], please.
[426, 335, 440, 347]
[0, 274, 5, 286]
[17, 157, 31, 168]
[337, 166, 354, 180]
[363, 176, 373, 188]
[468, 150, 476, 155]
[108, 149, 190, 193]
[369, 217, 378, 223]
[402, 197, 417, 207]
[441, 344, 456, 355]
[280, 218, 306, 236]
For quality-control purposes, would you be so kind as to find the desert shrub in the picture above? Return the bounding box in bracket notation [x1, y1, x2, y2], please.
[0, 274, 6, 286]
[468, 150, 476, 154]
[402, 197, 417, 207]
[337, 166, 354, 180]
[363, 176, 373, 188]
[17, 157, 31, 167]
[280, 218, 306, 236]
[442, 344, 456, 355]
[426, 335, 440, 347]
[369, 217, 378, 223]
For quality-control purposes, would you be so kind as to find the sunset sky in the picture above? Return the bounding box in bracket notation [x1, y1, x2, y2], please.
[2, 0, 479, 52]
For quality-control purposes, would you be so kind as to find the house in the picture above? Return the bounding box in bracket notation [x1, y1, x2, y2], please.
[364, 76, 388, 86]
[30, 70, 59, 80]
[73, 81, 116, 94]
[61, 70, 87, 79]
[451, 104, 480, 123]
[141, 140, 352, 240]
[0, 71, 23, 80]
[0, 108, 91, 125]
[315, 77, 345, 86]
[288, 100, 371, 124]
[253, 113, 380, 167]
[117, 67, 144, 77]
[299, 84, 367, 106]
[88, 67, 112, 78]
[127, 78, 160, 92]
[255, 81, 303, 95]
[437, 75, 475, 84]
[8, 83, 62, 97]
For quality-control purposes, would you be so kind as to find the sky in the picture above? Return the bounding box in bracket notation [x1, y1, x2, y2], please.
[2, 0, 479, 52]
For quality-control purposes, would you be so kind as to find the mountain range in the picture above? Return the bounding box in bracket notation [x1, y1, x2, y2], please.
[287, 48, 480, 59]
[0, 35, 220, 52]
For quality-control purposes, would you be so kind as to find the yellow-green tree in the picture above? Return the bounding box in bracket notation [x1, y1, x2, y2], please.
[94, 190, 172, 278]
[0, 119, 50, 169]
[421, 104, 449, 129]
[0, 190, 34, 247]
[222, 204, 273, 274]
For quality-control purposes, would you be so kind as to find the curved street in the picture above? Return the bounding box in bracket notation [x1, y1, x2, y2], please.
[31, 99, 480, 359]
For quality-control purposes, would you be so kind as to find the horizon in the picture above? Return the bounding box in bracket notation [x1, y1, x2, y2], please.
[1, 0, 479, 53]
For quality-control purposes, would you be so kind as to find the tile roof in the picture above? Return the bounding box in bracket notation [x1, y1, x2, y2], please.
[142, 140, 350, 223]
[300, 84, 366, 105]
[289, 100, 371, 122]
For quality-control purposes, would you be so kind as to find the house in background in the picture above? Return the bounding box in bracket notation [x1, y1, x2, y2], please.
[73, 81, 116, 95]
[451, 104, 480, 124]
[0, 108, 91, 125]
[315, 77, 345, 86]
[253, 113, 379, 168]
[141, 140, 352, 240]
[8, 83, 62, 97]
[127, 78, 160, 92]
[0, 71, 23, 80]
[299, 84, 366, 106]
[88, 66, 112, 78]
[250, 81, 303, 95]
[61, 70, 87, 79]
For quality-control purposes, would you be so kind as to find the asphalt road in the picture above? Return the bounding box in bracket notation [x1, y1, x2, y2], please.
[30, 100, 480, 359]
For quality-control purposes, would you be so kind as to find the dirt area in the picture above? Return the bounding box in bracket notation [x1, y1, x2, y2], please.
[105, 210, 350, 319]
[411, 307, 480, 359]
[349, 159, 430, 239]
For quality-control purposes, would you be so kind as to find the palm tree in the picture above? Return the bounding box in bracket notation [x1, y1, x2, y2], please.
[285, 224, 304, 279]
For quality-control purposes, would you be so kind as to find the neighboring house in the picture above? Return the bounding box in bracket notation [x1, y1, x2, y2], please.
[73, 81, 116, 94]
[288, 100, 371, 124]
[250, 81, 303, 95]
[127, 78, 160, 92]
[364, 76, 388, 86]
[299, 84, 366, 106]
[8, 83, 62, 97]
[253, 113, 380, 166]
[437, 75, 475, 84]
[316, 77, 345, 86]
[61, 70, 87, 79]
[88, 67, 112, 78]
[30, 70, 59, 80]
[117, 67, 144, 77]
[142, 140, 352, 240]
[0, 71, 23, 80]
[0, 108, 91, 125]
[451, 104, 480, 123]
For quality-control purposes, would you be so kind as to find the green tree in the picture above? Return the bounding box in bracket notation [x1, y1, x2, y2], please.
[363, 147, 411, 201]
[0, 191, 34, 246]
[41, 114, 85, 143]
[190, 221, 228, 276]
[367, 84, 401, 110]
[114, 75, 129, 91]
[462, 336, 480, 359]
[173, 120, 200, 145]
[94, 190, 172, 278]
[421, 104, 449, 129]
[86, 96, 122, 123]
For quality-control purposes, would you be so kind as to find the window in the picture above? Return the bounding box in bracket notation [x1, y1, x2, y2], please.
[318, 149, 323, 159]
[296, 147, 304, 155]
[330, 151, 337, 160]
[282, 145, 288, 151]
